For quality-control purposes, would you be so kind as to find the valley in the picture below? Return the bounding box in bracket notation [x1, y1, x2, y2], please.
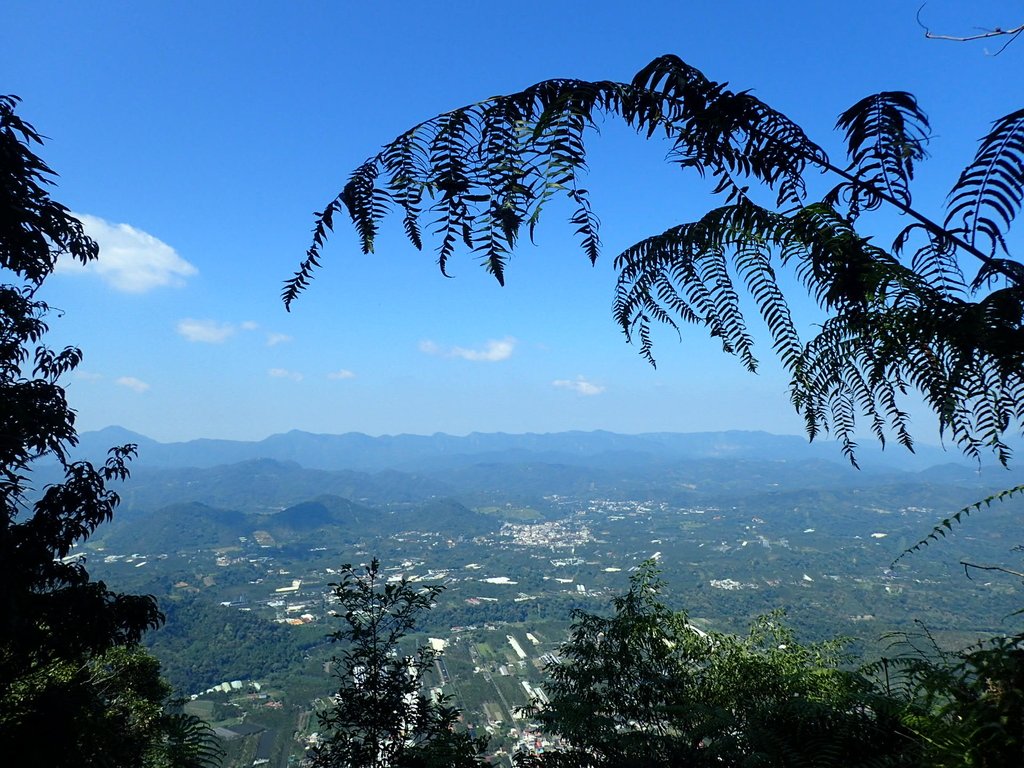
[79, 429, 1024, 766]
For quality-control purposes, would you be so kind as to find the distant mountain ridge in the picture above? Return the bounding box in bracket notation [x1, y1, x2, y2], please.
[78, 426, 994, 474]
[82, 428, 1024, 557]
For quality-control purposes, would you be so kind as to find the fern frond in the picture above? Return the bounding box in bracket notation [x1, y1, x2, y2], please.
[159, 712, 225, 767]
[733, 240, 802, 370]
[288, 55, 837, 304]
[343, 159, 390, 254]
[634, 55, 829, 205]
[381, 131, 429, 251]
[946, 108, 1024, 259]
[428, 109, 477, 277]
[610, 197, 1019, 466]
[613, 203, 779, 370]
[907, 229, 966, 298]
[835, 92, 930, 214]
[893, 484, 1024, 565]
[282, 193, 344, 310]
[286, 56, 1024, 467]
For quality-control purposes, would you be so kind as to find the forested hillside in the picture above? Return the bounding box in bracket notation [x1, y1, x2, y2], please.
[6, 3, 1024, 766]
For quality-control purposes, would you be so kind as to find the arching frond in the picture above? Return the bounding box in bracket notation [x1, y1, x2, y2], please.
[613, 202, 797, 372]
[631, 55, 829, 205]
[902, 227, 966, 298]
[285, 55, 1024, 467]
[946, 108, 1024, 259]
[284, 55, 832, 307]
[158, 712, 225, 768]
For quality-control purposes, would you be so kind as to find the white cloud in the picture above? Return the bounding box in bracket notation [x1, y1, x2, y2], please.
[59, 213, 197, 292]
[177, 318, 236, 343]
[266, 332, 292, 347]
[327, 368, 356, 380]
[268, 368, 303, 382]
[419, 336, 516, 362]
[452, 337, 516, 362]
[240, 321, 259, 331]
[116, 376, 150, 393]
[552, 376, 605, 396]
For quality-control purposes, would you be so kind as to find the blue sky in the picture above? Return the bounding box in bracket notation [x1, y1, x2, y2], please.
[3, 1, 1021, 442]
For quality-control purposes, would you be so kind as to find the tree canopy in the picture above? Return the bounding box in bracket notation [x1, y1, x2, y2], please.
[515, 562, 917, 767]
[285, 54, 1023, 468]
[0, 94, 220, 767]
[514, 561, 1024, 768]
[312, 559, 486, 768]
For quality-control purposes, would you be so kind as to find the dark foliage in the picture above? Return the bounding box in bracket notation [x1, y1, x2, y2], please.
[286, 55, 1024, 471]
[311, 558, 487, 768]
[515, 562, 922, 768]
[0, 94, 219, 767]
[868, 623, 1024, 768]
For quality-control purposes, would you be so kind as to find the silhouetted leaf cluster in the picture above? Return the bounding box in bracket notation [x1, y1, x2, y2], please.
[287, 55, 1024, 471]
[312, 558, 486, 768]
[0, 95, 219, 767]
[516, 562, 921, 767]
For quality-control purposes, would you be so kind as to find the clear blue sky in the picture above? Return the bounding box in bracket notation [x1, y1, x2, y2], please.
[3, 1, 1021, 442]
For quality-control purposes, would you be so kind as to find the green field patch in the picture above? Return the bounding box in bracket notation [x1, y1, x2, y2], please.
[475, 642, 494, 660]
[183, 699, 215, 720]
[482, 701, 505, 724]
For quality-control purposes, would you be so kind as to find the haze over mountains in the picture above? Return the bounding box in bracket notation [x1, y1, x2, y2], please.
[66, 427, 1024, 539]
[78, 426, 1011, 475]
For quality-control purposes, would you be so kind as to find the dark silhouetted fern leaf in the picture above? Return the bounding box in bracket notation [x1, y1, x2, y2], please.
[286, 55, 1024, 470]
[895, 485, 1024, 565]
[381, 130, 429, 251]
[159, 712, 225, 767]
[835, 92, 929, 214]
[946, 108, 1024, 258]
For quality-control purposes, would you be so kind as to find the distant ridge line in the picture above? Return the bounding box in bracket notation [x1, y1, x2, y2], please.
[75, 426, 984, 474]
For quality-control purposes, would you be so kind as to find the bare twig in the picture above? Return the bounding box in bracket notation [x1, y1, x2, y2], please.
[923, 23, 1024, 43]
[961, 560, 1024, 580]
[917, 4, 1024, 55]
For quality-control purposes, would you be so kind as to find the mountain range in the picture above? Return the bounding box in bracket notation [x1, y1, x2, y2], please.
[76, 426, 1012, 475]
[57, 427, 1022, 530]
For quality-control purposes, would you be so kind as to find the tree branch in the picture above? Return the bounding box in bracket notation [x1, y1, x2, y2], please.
[917, 5, 1024, 55]
[737, 117, 1024, 289]
[961, 560, 1024, 581]
[924, 26, 1024, 43]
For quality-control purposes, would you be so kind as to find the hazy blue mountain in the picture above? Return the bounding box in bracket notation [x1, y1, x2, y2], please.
[90, 455, 1024, 546]
[73, 428, 1024, 528]
[77, 427, 997, 475]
